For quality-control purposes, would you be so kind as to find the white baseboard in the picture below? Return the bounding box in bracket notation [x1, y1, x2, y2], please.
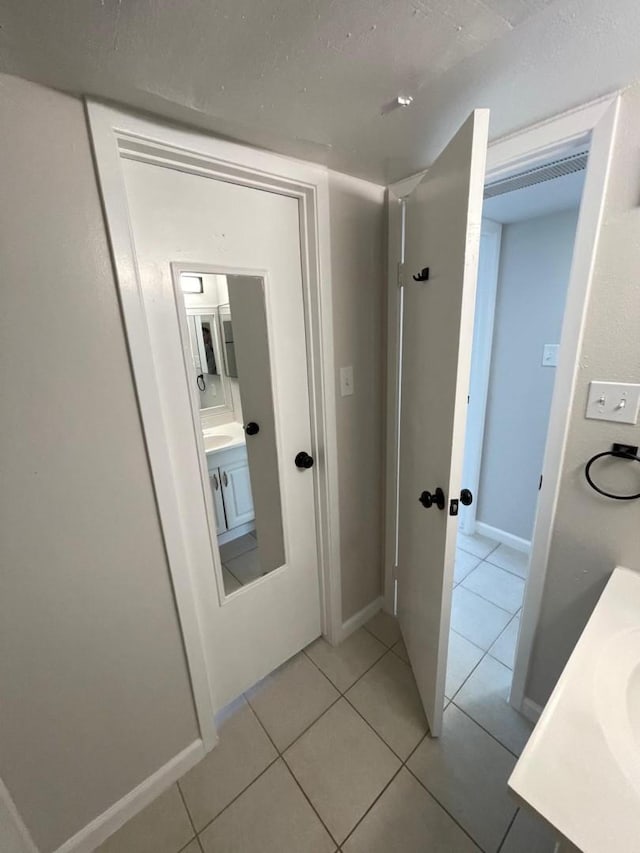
[520, 696, 543, 724]
[475, 521, 531, 554]
[53, 740, 206, 853]
[334, 597, 384, 645]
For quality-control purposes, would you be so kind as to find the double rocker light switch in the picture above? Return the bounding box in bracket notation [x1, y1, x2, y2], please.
[585, 381, 640, 425]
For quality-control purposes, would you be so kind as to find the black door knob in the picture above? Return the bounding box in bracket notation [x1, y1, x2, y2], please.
[295, 451, 314, 469]
[419, 487, 445, 510]
[460, 489, 473, 506]
[245, 421, 260, 436]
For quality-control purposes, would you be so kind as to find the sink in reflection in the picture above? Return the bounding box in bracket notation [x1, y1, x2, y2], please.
[203, 433, 233, 451]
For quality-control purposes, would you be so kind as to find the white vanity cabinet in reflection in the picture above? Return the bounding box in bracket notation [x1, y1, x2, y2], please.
[207, 443, 255, 540]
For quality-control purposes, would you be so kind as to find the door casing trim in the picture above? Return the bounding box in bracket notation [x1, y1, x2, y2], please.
[86, 99, 342, 738]
[384, 92, 620, 716]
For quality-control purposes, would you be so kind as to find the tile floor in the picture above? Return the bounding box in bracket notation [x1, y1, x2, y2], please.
[448, 535, 533, 757]
[219, 531, 261, 593]
[98, 546, 556, 853]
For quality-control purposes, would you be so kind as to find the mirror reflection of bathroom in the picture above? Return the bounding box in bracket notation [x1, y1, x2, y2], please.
[180, 270, 285, 596]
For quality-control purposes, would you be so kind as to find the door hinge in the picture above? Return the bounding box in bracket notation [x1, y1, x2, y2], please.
[392, 563, 399, 581]
[538, 474, 543, 490]
[397, 261, 405, 289]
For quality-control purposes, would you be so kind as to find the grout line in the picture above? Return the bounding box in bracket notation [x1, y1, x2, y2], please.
[341, 691, 406, 763]
[280, 755, 341, 848]
[474, 555, 528, 586]
[457, 542, 500, 561]
[456, 579, 518, 617]
[403, 763, 489, 852]
[483, 556, 529, 581]
[450, 626, 485, 653]
[194, 754, 281, 838]
[176, 781, 198, 840]
[302, 641, 388, 695]
[238, 697, 342, 846]
[451, 701, 522, 761]
[361, 621, 398, 650]
[496, 807, 520, 852]
[176, 838, 198, 853]
[338, 765, 404, 848]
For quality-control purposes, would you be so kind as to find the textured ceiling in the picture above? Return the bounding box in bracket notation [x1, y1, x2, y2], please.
[1, 0, 640, 183]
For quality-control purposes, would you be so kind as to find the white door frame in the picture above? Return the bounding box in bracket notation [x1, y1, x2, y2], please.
[384, 93, 620, 719]
[86, 102, 342, 720]
[458, 218, 502, 537]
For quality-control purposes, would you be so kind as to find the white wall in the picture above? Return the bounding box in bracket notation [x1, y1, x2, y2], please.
[477, 208, 579, 542]
[328, 172, 386, 620]
[527, 82, 640, 705]
[0, 75, 200, 852]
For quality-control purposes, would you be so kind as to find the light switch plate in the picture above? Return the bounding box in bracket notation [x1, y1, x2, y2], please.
[542, 344, 559, 367]
[585, 381, 640, 424]
[340, 365, 354, 397]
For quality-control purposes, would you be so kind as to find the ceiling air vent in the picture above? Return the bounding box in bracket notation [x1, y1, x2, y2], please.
[484, 151, 589, 199]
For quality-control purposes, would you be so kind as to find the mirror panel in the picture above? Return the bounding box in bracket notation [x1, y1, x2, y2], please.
[180, 269, 286, 596]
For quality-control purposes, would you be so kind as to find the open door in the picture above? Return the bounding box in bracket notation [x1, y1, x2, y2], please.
[397, 110, 489, 737]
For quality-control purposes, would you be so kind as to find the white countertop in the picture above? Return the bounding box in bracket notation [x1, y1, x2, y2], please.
[202, 421, 246, 454]
[509, 565, 640, 853]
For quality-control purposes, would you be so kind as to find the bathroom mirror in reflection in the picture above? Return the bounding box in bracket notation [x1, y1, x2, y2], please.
[180, 269, 286, 596]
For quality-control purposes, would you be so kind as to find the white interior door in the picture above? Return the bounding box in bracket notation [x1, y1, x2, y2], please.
[121, 161, 321, 708]
[397, 110, 489, 737]
[459, 219, 502, 534]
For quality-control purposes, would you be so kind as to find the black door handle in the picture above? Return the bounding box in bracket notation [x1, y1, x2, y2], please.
[295, 451, 314, 469]
[419, 488, 445, 510]
[460, 489, 473, 506]
[245, 421, 260, 436]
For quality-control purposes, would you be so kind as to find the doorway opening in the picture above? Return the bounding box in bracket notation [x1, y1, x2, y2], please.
[447, 149, 588, 754]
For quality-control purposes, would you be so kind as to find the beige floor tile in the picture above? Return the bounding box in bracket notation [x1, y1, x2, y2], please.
[224, 548, 263, 585]
[343, 768, 479, 853]
[246, 652, 339, 750]
[305, 628, 386, 692]
[364, 610, 401, 647]
[96, 785, 193, 853]
[391, 636, 409, 663]
[461, 562, 525, 614]
[500, 808, 558, 852]
[407, 703, 517, 852]
[346, 651, 428, 759]
[489, 616, 520, 669]
[453, 655, 533, 756]
[284, 698, 400, 843]
[199, 760, 334, 853]
[454, 549, 482, 584]
[222, 566, 242, 594]
[486, 544, 529, 579]
[179, 698, 277, 831]
[180, 842, 202, 853]
[219, 533, 257, 563]
[445, 631, 484, 699]
[457, 532, 499, 559]
[451, 586, 512, 650]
